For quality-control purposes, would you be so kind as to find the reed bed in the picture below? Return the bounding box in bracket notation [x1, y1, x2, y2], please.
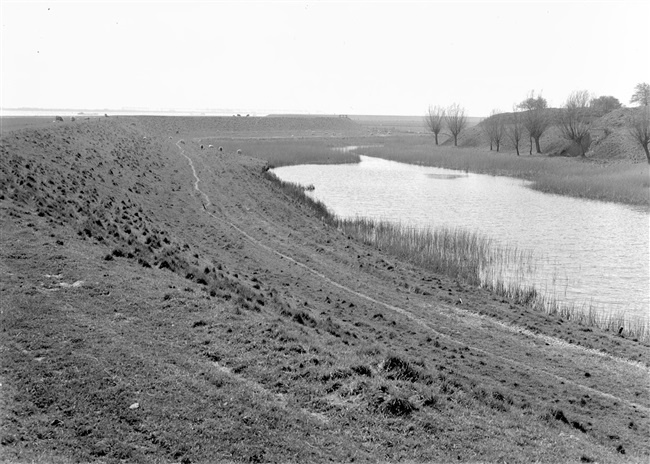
[336, 217, 649, 342]
[336, 218, 535, 287]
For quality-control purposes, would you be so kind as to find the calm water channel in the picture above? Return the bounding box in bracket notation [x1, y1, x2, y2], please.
[273, 155, 650, 321]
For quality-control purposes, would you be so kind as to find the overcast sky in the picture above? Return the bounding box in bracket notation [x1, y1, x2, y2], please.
[2, 0, 648, 116]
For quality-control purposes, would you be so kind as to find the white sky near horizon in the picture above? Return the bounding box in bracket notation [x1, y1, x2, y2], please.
[1, 0, 648, 117]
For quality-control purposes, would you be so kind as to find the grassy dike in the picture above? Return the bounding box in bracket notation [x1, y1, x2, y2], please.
[2, 117, 649, 463]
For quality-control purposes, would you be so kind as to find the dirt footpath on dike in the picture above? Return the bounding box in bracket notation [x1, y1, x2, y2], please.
[1, 116, 648, 463]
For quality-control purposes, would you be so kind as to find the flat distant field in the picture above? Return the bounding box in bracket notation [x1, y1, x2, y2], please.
[349, 114, 483, 135]
[1, 116, 648, 463]
[1, 116, 72, 133]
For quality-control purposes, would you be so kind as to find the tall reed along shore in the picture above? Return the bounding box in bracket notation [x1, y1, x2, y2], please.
[1, 116, 648, 463]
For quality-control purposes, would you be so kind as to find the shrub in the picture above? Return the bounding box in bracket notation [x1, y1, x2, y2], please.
[379, 396, 417, 416]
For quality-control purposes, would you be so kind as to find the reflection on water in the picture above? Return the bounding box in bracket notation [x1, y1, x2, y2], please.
[273, 156, 650, 321]
[426, 173, 469, 180]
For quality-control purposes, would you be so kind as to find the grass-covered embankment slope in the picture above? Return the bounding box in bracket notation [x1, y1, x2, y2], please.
[137, 114, 366, 139]
[1, 116, 649, 463]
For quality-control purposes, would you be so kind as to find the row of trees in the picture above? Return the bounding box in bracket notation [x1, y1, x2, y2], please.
[425, 83, 650, 162]
[424, 104, 467, 147]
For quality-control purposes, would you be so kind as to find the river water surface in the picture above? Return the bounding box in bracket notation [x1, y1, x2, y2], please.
[273, 155, 649, 321]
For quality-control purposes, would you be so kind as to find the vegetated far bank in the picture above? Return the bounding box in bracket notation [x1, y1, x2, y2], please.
[1, 116, 649, 463]
[355, 135, 650, 207]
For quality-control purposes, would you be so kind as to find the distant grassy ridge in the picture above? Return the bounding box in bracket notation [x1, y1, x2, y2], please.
[265, 171, 649, 341]
[136, 115, 365, 138]
[208, 137, 362, 167]
[358, 136, 650, 207]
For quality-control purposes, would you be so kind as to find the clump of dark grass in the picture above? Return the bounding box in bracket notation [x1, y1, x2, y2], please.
[378, 396, 417, 416]
[280, 307, 318, 328]
[350, 365, 372, 377]
[380, 355, 430, 384]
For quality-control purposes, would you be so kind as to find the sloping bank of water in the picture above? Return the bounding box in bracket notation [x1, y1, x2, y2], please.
[272, 155, 649, 338]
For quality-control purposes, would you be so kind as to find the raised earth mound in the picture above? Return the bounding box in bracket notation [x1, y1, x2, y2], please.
[446, 107, 647, 162]
[1, 116, 648, 463]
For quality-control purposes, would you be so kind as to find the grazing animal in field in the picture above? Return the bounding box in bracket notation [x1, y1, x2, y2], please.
[237, 149, 242, 155]
[70, 116, 76, 122]
[219, 147, 223, 152]
[200, 145, 204, 150]
[54, 116, 64, 122]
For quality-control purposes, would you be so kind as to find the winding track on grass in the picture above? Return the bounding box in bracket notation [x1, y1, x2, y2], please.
[177, 140, 211, 208]
[176, 139, 649, 414]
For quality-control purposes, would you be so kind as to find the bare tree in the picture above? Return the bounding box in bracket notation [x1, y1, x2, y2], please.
[482, 109, 505, 152]
[444, 103, 467, 147]
[629, 107, 650, 163]
[519, 90, 550, 154]
[630, 82, 650, 107]
[590, 95, 622, 115]
[557, 90, 593, 157]
[481, 117, 493, 151]
[508, 106, 524, 156]
[424, 105, 445, 145]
